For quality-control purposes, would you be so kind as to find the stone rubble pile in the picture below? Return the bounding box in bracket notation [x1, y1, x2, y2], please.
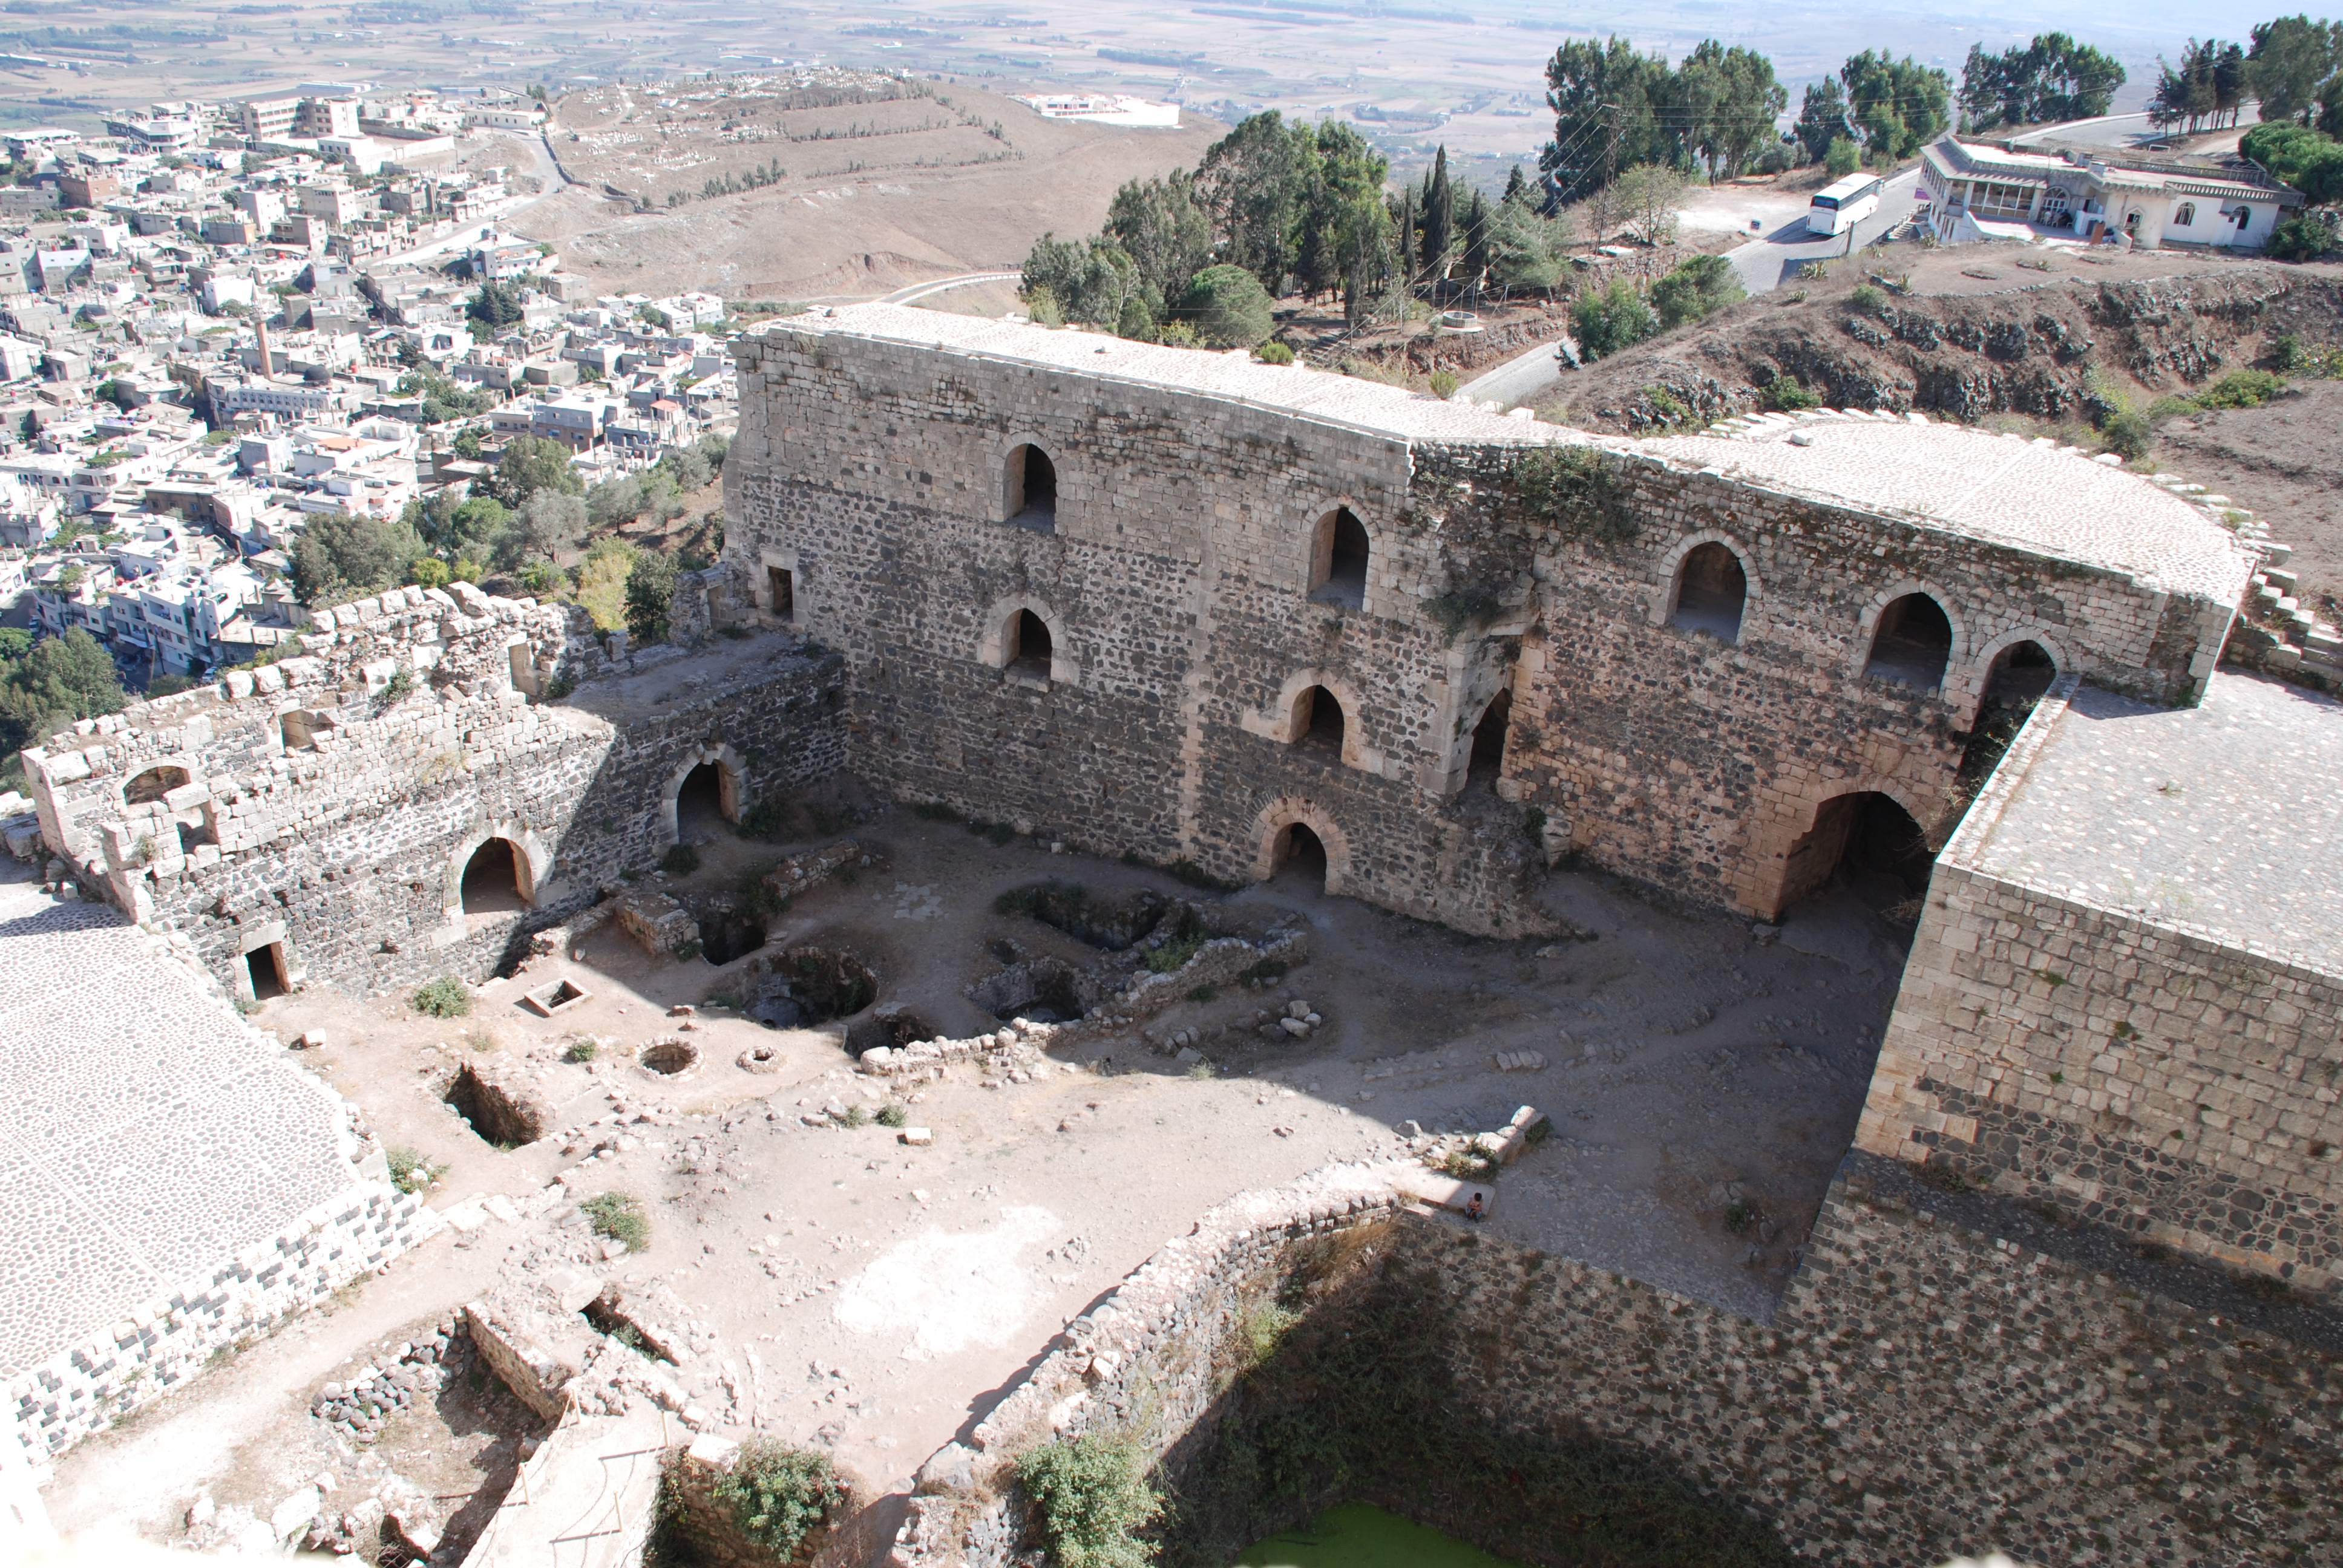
[306, 1316, 475, 1444]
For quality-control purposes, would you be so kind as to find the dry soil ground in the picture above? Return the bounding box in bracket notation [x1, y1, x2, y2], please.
[46, 785, 1905, 1547]
[517, 79, 1219, 302]
[2148, 381, 2343, 607]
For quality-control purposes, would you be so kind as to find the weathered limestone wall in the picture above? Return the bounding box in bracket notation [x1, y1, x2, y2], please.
[22, 583, 848, 996]
[1858, 684, 2343, 1299]
[893, 1155, 2342, 1568]
[727, 318, 2239, 929]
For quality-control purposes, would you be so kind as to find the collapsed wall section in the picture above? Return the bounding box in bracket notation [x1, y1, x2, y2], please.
[22, 582, 848, 995]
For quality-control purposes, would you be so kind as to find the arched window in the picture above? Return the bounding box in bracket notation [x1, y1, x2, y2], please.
[1006, 609, 1054, 680]
[1864, 593, 1953, 691]
[1295, 685, 1345, 756]
[281, 710, 335, 751]
[1467, 690, 1511, 784]
[1670, 543, 1746, 642]
[1982, 640, 2056, 707]
[124, 765, 189, 805]
[2173, 201, 2196, 227]
[1004, 444, 1057, 532]
[1309, 508, 1369, 609]
[460, 837, 531, 915]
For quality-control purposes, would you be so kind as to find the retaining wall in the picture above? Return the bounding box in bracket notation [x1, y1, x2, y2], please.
[891, 1154, 2342, 1568]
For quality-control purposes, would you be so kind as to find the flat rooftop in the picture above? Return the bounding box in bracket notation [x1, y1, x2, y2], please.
[782, 307, 2257, 599]
[1948, 671, 2343, 976]
[0, 881, 364, 1380]
[1641, 416, 2255, 603]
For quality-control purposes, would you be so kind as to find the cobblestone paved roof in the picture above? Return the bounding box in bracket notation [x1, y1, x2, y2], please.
[787, 307, 2256, 599]
[0, 883, 359, 1378]
[1640, 416, 2255, 601]
[776, 303, 1557, 445]
[1950, 671, 2343, 976]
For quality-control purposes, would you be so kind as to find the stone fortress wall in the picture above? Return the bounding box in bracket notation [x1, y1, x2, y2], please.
[722, 307, 2249, 932]
[1860, 672, 2343, 1301]
[892, 1154, 2341, 1568]
[21, 580, 847, 997]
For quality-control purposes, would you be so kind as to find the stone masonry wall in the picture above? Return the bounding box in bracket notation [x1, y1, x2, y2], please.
[1858, 689, 2343, 1299]
[890, 1154, 2341, 1568]
[11, 1180, 433, 1461]
[22, 583, 847, 996]
[729, 319, 2236, 930]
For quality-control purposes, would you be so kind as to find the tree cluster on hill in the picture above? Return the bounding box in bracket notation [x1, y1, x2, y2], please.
[2152, 38, 2252, 132]
[0, 627, 125, 782]
[1788, 51, 1955, 172]
[1540, 36, 1789, 199]
[1957, 33, 2126, 132]
[2246, 16, 2343, 134]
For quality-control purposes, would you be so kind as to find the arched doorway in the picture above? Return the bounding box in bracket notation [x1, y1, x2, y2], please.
[1779, 791, 1935, 938]
[1272, 822, 1328, 892]
[460, 837, 530, 915]
[676, 761, 733, 838]
[1467, 690, 1511, 786]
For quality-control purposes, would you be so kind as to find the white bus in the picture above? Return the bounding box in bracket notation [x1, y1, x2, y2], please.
[1807, 173, 1885, 236]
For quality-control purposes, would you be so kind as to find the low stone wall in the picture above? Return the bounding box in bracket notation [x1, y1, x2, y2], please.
[9, 1180, 436, 1460]
[890, 1153, 2343, 1568]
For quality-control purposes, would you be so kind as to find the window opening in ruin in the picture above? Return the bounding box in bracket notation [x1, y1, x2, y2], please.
[508, 644, 536, 695]
[1778, 791, 1936, 946]
[677, 761, 738, 837]
[1006, 444, 1057, 532]
[1007, 610, 1054, 681]
[1309, 508, 1370, 609]
[124, 765, 189, 805]
[1467, 690, 1512, 785]
[1670, 543, 1746, 642]
[1273, 822, 1328, 892]
[280, 710, 336, 751]
[176, 812, 217, 855]
[244, 942, 288, 1001]
[1863, 593, 1953, 691]
[460, 837, 530, 915]
[768, 566, 795, 621]
[1983, 639, 2056, 707]
[1296, 685, 1345, 758]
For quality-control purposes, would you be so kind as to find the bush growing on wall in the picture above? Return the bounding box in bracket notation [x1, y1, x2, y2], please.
[1512, 445, 1636, 544]
[1018, 1433, 1161, 1568]
[710, 1439, 847, 1558]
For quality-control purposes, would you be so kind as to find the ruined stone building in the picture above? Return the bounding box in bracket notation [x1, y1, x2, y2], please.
[13, 308, 2341, 1546]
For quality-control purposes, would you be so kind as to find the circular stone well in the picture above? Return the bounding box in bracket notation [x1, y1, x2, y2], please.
[738, 1042, 784, 1074]
[640, 1039, 700, 1076]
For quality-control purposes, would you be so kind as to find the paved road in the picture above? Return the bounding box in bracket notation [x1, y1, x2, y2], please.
[1459, 331, 1578, 406]
[1719, 168, 1927, 296]
[880, 270, 1024, 305]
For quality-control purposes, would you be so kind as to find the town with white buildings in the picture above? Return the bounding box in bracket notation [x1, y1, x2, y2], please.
[0, 84, 736, 685]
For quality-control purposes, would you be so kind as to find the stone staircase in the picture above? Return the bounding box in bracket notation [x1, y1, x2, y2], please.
[2144, 473, 2343, 691]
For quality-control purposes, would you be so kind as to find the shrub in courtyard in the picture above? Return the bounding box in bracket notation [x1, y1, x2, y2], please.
[580, 1191, 650, 1252]
[411, 976, 471, 1018]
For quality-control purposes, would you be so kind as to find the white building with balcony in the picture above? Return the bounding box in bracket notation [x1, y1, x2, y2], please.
[1919, 137, 2304, 250]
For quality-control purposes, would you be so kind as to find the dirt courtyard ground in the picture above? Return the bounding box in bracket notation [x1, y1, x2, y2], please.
[46, 793, 1905, 1544]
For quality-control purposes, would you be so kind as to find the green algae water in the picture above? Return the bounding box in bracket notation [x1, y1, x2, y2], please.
[1233, 1501, 1525, 1568]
